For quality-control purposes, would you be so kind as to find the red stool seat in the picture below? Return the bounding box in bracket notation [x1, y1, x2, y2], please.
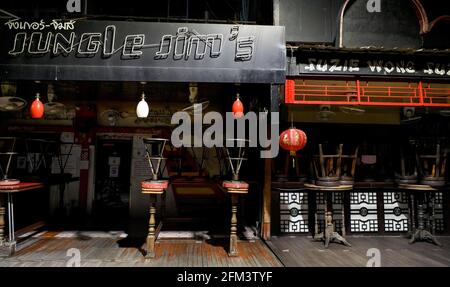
[222, 180, 249, 194]
[141, 180, 168, 194]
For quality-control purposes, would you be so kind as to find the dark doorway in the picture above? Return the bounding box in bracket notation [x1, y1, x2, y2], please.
[94, 138, 132, 223]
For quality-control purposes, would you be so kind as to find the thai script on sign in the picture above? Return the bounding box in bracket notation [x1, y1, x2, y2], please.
[5, 18, 76, 31]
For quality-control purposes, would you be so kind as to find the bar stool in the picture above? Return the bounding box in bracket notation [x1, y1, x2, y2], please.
[141, 137, 169, 259]
[222, 139, 249, 257]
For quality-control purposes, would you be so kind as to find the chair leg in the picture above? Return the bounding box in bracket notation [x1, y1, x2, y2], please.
[229, 194, 238, 257]
[0, 195, 5, 245]
[146, 195, 157, 259]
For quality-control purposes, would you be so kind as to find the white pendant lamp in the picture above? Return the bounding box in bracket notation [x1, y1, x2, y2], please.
[136, 91, 149, 118]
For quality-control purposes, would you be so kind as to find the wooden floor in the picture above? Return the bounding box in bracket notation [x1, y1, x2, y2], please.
[0, 231, 282, 267]
[267, 235, 450, 267]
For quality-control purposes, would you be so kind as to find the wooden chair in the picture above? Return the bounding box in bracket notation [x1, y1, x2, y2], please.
[340, 145, 359, 185]
[312, 143, 343, 187]
[141, 137, 169, 259]
[395, 142, 418, 184]
[417, 143, 447, 187]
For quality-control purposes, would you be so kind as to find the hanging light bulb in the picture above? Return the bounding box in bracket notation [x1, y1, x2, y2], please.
[136, 91, 149, 118]
[30, 92, 44, 119]
[232, 93, 244, 118]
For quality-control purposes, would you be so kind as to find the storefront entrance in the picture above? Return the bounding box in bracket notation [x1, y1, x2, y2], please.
[94, 138, 132, 221]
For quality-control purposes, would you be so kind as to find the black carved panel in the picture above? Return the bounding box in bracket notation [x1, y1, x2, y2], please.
[350, 192, 379, 232]
[383, 192, 409, 232]
[280, 192, 309, 233]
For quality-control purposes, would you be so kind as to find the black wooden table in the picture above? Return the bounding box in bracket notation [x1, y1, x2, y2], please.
[305, 183, 352, 248]
[398, 184, 443, 246]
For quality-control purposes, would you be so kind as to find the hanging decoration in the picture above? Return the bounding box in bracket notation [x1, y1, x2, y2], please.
[232, 93, 244, 118]
[279, 116, 307, 167]
[136, 91, 150, 118]
[30, 92, 44, 119]
[136, 82, 149, 118]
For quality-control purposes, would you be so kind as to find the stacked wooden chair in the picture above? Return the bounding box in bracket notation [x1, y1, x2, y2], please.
[395, 141, 419, 184]
[417, 143, 447, 187]
[396, 140, 444, 246]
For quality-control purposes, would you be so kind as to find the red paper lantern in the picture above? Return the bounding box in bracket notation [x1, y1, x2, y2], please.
[30, 93, 44, 119]
[279, 128, 307, 156]
[232, 95, 244, 118]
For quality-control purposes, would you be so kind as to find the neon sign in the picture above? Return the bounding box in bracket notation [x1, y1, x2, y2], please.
[5, 20, 255, 62]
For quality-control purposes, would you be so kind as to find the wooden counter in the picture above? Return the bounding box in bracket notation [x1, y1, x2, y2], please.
[0, 182, 45, 257]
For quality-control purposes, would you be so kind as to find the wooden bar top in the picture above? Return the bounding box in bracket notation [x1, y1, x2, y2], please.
[398, 184, 438, 191]
[0, 182, 45, 193]
[304, 183, 353, 191]
[353, 181, 396, 189]
[272, 181, 306, 190]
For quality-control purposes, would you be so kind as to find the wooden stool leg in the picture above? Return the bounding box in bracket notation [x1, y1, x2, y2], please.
[324, 193, 333, 248]
[161, 191, 166, 218]
[229, 194, 238, 257]
[341, 194, 346, 237]
[430, 192, 436, 235]
[314, 210, 318, 236]
[0, 195, 5, 245]
[146, 195, 157, 259]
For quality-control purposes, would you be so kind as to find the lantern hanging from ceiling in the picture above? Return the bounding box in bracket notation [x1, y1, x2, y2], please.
[136, 91, 150, 118]
[30, 93, 44, 119]
[232, 93, 244, 118]
[280, 126, 307, 168]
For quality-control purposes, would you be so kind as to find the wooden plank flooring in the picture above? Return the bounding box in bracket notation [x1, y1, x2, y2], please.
[267, 235, 450, 267]
[4, 231, 450, 267]
[0, 231, 282, 267]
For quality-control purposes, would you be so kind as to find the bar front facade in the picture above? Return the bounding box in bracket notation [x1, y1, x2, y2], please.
[1, 0, 450, 267]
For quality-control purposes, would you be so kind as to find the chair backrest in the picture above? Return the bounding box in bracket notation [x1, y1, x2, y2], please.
[396, 141, 418, 179]
[24, 138, 57, 175]
[417, 143, 447, 180]
[224, 139, 249, 181]
[340, 145, 359, 179]
[0, 137, 17, 180]
[313, 143, 343, 179]
[142, 137, 168, 180]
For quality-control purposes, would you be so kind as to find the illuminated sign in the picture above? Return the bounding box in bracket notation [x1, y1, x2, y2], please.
[0, 19, 285, 83]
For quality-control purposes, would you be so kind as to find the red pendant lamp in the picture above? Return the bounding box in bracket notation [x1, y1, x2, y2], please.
[279, 117, 307, 167]
[30, 92, 44, 119]
[232, 93, 244, 118]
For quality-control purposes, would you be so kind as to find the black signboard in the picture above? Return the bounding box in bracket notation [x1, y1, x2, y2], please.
[289, 49, 450, 80]
[0, 19, 285, 83]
